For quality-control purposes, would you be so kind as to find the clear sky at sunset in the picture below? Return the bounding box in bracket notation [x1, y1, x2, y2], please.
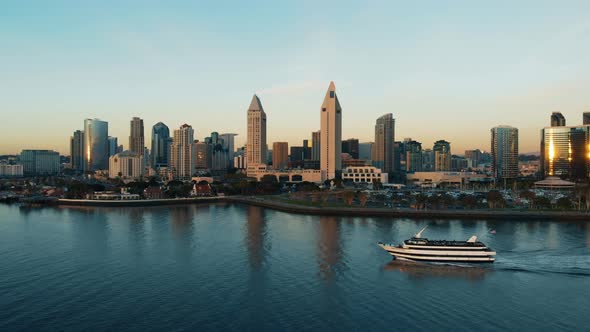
[2, 0, 590, 155]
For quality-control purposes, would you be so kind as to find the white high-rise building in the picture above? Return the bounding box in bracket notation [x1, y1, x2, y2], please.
[320, 81, 342, 181]
[170, 124, 195, 181]
[246, 95, 267, 166]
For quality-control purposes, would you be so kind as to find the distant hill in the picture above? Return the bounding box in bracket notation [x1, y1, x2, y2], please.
[519, 154, 540, 161]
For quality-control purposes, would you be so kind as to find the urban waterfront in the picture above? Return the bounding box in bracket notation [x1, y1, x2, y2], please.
[1, 203, 590, 331]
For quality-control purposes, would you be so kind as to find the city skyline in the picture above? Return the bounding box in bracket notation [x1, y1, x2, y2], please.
[2, 1, 590, 155]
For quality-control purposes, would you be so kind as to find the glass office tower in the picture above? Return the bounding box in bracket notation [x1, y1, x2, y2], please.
[84, 118, 109, 171]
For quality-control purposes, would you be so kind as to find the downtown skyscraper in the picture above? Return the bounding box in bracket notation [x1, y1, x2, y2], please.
[540, 112, 590, 180]
[83, 118, 109, 171]
[491, 126, 519, 180]
[433, 140, 451, 171]
[320, 82, 342, 181]
[170, 124, 194, 180]
[372, 113, 395, 175]
[129, 117, 145, 155]
[246, 95, 267, 167]
[272, 142, 289, 170]
[69, 130, 84, 171]
[151, 122, 171, 168]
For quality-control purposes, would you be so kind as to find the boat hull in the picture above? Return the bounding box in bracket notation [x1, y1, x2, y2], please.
[379, 244, 495, 263]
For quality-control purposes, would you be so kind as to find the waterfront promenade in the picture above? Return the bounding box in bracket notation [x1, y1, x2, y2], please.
[54, 196, 590, 221]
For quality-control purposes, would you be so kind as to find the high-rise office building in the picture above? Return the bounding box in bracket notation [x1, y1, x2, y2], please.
[584, 112, 590, 125]
[303, 139, 311, 160]
[220, 133, 238, 168]
[359, 142, 373, 161]
[451, 156, 468, 172]
[151, 122, 171, 168]
[320, 82, 342, 181]
[551, 112, 566, 127]
[272, 142, 289, 170]
[206, 132, 229, 171]
[405, 140, 422, 173]
[233, 147, 246, 170]
[108, 136, 118, 157]
[422, 149, 434, 172]
[540, 122, 589, 180]
[70, 130, 84, 171]
[342, 138, 359, 159]
[246, 95, 267, 166]
[84, 118, 109, 171]
[170, 124, 195, 180]
[372, 113, 395, 174]
[194, 140, 212, 170]
[129, 117, 145, 155]
[433, 140, 451, 171]
[19, 150, 60, 175]
[491, 126, 519, 180]
[290, 146, 305, 168]
[311, 130, 321, 161]
[465, 149, 483, 167]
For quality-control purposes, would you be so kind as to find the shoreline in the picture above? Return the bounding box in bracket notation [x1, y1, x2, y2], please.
[52, 196, 590, 221]
[229, 197, 590, 221]
[57, 197, 224, 207]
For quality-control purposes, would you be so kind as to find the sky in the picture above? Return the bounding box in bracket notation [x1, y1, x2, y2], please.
[2, 0, 590, 155]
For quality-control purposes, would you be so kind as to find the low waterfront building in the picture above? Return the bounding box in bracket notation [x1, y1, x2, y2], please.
[342, 166, 388, 184]
[0, 164, 24, 177]
[192, 183, 212, 196]
[144, 187, 165, 199]
[246, 164, 322, 183]
[534, 176, 575, 191]
[88, 190, 140, 200]
[407, 171, 491, 188]
[108, 151, 143, 180]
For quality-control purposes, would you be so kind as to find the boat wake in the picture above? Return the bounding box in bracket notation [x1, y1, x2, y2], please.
[494, 265, 590, 277]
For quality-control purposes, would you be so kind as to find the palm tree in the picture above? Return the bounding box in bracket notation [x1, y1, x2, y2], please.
[342, 191, 355, 206]
[358, 192, 369, 207]
[487, 190, 504, 209]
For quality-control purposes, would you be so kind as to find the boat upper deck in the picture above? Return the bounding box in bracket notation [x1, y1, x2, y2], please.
[405, 237, 486, 247]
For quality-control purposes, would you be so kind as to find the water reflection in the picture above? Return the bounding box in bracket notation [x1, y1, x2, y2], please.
[68, 207, 110, 257]
[316, 216, 343, 280]
[383, 260, 492, 281]
[169, 206, 195, 261]
[170, 206, 194, 235]
[245, 205, 268, 269]
[127, 208, 146, 259]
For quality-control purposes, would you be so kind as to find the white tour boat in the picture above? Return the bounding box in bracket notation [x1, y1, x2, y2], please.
[378, 227, 496, 263]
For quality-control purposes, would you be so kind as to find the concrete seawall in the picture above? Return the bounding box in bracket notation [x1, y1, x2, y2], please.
[57, 197, 224, 207]
[56, 196, 590, 221]
[228, 197, 590, 221]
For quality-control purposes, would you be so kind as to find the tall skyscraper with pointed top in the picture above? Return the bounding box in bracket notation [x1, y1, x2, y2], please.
[246, 95, 267, 167]
[320, 81, 342, 181]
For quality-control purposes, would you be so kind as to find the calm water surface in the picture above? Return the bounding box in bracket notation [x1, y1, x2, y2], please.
[1, 203, 590, 331]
